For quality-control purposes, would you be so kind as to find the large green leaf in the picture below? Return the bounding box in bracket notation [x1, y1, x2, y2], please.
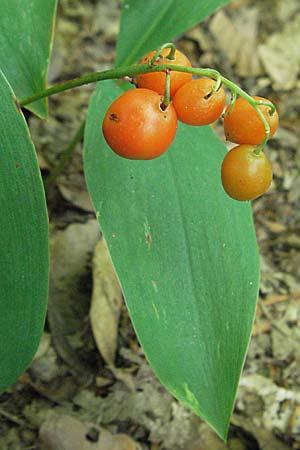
[116, 0, 231, 66]
[0, 0, 57, 118]
[83, 80, 260, 439]
[0, 70, 49, 394]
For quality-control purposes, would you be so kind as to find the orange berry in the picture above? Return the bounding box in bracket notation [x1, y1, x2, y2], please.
[221, 144, 273, 201]
[173, 78, 226, 126]
[223, 96, 279, 145]
[102, 88, 178, 160]
[135, 48, 192, 97]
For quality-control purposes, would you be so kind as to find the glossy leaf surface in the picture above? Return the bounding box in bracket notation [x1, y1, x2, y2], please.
[116, 0, 230, 66]
[83, 80, 260, 439]
[0, 70, 49, 393]
[0, 0, 57, 118]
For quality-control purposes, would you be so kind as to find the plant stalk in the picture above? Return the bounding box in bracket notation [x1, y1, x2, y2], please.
[18, 65, 250, 107]
[19, 63, 275, 149]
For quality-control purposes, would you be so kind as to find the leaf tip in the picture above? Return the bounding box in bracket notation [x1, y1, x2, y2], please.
[182, 382, 232, 442]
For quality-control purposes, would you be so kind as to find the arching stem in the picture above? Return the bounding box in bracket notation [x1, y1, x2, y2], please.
[223, 91, 237, 118]
[150, 42, 176, 64]
[19, 59, 276, 150]
[212, 73, 222, 93]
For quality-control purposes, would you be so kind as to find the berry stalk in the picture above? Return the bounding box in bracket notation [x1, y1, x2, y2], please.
[19, 54, 276, 149]
[150, 42, 176, 63]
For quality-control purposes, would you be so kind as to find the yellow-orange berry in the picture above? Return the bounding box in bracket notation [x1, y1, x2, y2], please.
[135, 48, 192, 98]
[223, 96, 279, 145]
[221, 144, 273, 201]
[102, 88, 178, 160]
[173, 78, 226, 126]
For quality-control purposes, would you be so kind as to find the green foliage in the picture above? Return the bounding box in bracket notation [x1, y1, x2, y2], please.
[0, 0, 57, 118]
[83, 80, 260, 439]
[0, 71, 49, 394]
[0, 0, 261, 440]
[116, 0, 231, 66]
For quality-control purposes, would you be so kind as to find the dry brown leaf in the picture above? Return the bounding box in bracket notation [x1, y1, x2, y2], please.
[90, 239, 123, 366]
[48, 219, 100, 375]
[238, 374, 300, 437]
[39, 415, 89, 450]
[258, 17, 300, 90]
[37, 152, 50, 170]
[231, 414, 292, 450]
[39, 415, 141, 450]
[191, 423, 247, 450]
[99, 429, 141, 450]
[257, 218, 287, 234]
[58, 173, 94, 212]
[209, 9, 262, 77]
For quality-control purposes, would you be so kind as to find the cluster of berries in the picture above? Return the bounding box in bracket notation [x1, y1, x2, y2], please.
[102, 48, 279, 201]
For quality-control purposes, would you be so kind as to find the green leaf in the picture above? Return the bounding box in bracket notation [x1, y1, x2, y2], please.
[116, 0, 231, 66]
[83, 80, 260, 439]
[0, 70, 49, 394]
[0, 0, 57, 118]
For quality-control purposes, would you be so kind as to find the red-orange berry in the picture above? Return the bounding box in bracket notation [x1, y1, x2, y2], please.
[173, 78, 226, 126]
[135, 48, 192, 98]
[221, 144, 273, 201]
[102, 88, 178, 160]
[223, 96, 279, 145]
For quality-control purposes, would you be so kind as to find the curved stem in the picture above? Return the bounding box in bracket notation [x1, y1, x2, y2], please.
[245, 97, 271, 153]
[19, 62, 276, 149]
[212, 73, 222, 93]
[219, 78, 273, 151]
[254, 99, 276, 115]
[19, 65, 220, 107]
[165, 43, 176, 60]
[150, 42, 176, 63]
[223, 91, 237, 117]
[254, 110, 270, 153]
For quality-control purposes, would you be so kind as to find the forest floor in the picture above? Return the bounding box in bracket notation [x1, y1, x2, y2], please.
[1, 0, 300, 449]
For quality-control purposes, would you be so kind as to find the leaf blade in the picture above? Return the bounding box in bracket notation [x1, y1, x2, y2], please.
[83, 81, 259, 438]
[0, 0, 57, 118]
[116, 0, 231, 66]
[0, 70, 49, 393]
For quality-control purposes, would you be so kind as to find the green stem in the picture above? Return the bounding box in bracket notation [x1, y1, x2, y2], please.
[212, 73, 222, 93]
[254, 111, 270, 153]
[254, 99, 276, 115]
[246, 99, 271, 153]
[18, 64, 267, 110]
[163, 71, 171, 108]
[44, 120, 85, 189]
[19, 63, 276, 149]
[150, 42, 176, 63]
[19, 65, 219, 107]
[223, 91, 237, 117]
